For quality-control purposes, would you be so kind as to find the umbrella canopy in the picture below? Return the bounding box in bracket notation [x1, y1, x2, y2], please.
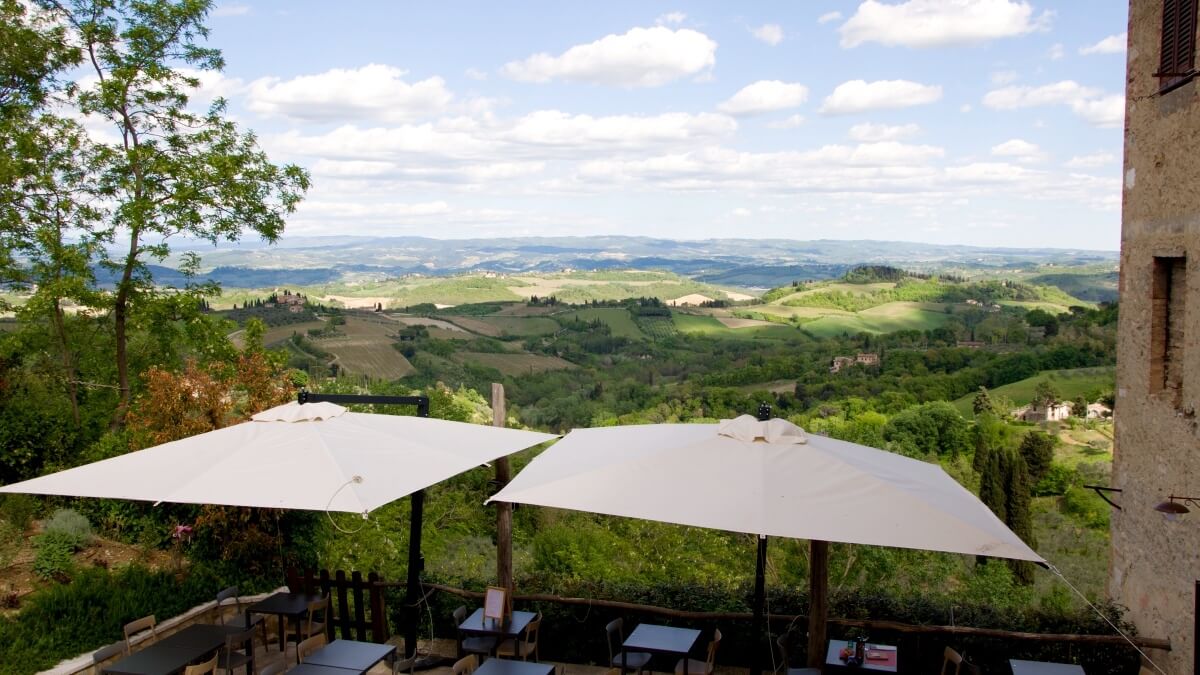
[490, 415, 1042, 561]
[0, 401, 557, 515]
[491, 415, 1043, 674]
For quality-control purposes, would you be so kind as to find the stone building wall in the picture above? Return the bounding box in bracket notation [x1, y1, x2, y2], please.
[1112, 2, 1200, 673]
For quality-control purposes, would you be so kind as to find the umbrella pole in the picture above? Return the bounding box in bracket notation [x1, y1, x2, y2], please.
[806, 539, 829, 670]
[751, 534, 767, 675]
[404, 488, 425, 659]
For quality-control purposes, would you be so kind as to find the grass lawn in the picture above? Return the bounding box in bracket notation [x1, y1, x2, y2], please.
[673, 313, 798, 340]
[801, 301, 954, 337]
[558, 307, 646, 339]
[950, 367, 1115, 416]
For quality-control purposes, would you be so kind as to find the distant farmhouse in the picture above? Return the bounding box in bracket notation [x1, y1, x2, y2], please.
[830, 353, 880, 373]
[1012, 401, 1074, 423]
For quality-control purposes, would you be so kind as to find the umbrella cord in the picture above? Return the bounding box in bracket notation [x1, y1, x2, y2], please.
[1046, 563, 1166, 675]
[325, 476, 368, 534]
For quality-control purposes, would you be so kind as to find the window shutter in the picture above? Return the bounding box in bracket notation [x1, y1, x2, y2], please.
[1160, 0, 1199, 81]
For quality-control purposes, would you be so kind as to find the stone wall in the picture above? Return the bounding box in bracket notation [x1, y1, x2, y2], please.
[1113, 2, 1200, 673]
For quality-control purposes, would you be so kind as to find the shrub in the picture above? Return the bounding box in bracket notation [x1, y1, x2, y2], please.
[1033, 463, 1075, 497]
[0, 494, 40, 533]
[43, 509, 92, 549]
[33, 530, 76, 581]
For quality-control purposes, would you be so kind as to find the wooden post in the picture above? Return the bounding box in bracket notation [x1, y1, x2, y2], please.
[493, 383, 514, 597]
[807, 540, 829, 670]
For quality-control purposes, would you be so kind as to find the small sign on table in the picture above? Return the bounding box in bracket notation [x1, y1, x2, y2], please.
[484, 586, 509, 624]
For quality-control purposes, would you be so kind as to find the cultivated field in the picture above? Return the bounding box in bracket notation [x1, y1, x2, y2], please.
[444, 315, 559, 337]
[266, 315, 415, 379]
[801, 301, 954, 337]
[558, 308, 645, 339]
[673, 313, 797, 340]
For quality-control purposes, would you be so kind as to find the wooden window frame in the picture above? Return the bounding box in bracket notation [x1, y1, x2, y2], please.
[1157, 0, 1199, 93]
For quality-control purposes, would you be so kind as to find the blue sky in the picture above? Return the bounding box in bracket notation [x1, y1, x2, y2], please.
[183, 1, 1128, 249]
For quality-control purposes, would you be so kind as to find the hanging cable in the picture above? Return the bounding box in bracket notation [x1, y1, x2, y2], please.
[325, 475, 368, 534]
[1047, 563, 1166, 675]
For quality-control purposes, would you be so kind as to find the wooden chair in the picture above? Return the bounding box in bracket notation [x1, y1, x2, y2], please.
[605, 618, 651, 674]
[453, 605, 498, 658]
[215, 586, 266, 640]
[297, 633, 328, 663]
[217, 625, 257, 675]
[941, 647, 963, 675]
[258, 661, 287, 675]
[123, 615, 157, 654]
[498, 611, 541, 661]
[773, 630, 819, 675]
[184, 653, 219, 675]
[392, 653, 418, 675]
[92, 641, 126, 674]
[452, 655, 478, 675]
[287, 595, 329, 661]
[675, 628, 721, 675]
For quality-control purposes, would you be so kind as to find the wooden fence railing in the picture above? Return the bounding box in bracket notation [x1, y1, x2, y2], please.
[287, 569, 389, 643]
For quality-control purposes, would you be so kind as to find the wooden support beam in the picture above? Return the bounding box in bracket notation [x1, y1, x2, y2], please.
[807, 540, 829, 669]
[492, 383, 514, 598]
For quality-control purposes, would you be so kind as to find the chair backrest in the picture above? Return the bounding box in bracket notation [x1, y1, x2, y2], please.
[92, 641, 126, 672]
[452, 654, 478, 675]
[941, 647, 963, 675]
[306, 595, 330, 636]
[183, 653, 218, 675]
[393, 654, 418, 675]
[123, 615, 157, 653]
[525, 612, 542, 647]
[706, 628, 722, 669]
[259, 662, 287, 675]
[214, 586, 240, 625]
[605, 618, 624, 661]
[298, 633, 328, 662]
[774, 629, 795, 673]
[453, 605, 468, 624]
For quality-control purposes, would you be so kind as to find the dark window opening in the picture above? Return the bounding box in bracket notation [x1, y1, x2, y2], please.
[1151, 256, 1187, 407]
[1158, 0, 1199, 91]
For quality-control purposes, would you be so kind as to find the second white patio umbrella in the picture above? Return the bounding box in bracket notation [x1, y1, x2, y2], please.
[489, 415, 1043, 672]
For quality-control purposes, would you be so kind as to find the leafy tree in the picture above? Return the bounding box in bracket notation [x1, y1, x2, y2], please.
[39, 0, 310, 426]
[884, 401, 971, 458]
[1071, 396, 1088, 418]
[1025, 308, 1059, 336]
[1032, 380, 1062, 408]
[972, 386, 995, 417]
[1017, 430, 1055, 484]
[973, 414, 1035, 584]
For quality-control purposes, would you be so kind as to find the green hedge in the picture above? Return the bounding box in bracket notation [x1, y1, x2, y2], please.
[0, 565, 221, 675]
[394, 575, 1141, 675]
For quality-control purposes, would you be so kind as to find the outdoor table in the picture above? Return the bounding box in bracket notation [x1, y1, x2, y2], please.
[1010, 659, 1086, 674]
[621, 624, 702, 675]
[474, 658, 555, 675]
[458, 608, 538, 655]
[102, 624, 231, 675]
[245, 590, 325, 651]
[824, 640, 898, 673]
[286, 665, 361, 675]
[304, 639, 396, 674]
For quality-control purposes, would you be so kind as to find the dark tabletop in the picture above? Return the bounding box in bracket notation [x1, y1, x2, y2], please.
[623, 624, 701, 656]
[824, 640, 898, 673]
[246, 591, 325, 617]
[304, 639, 395, 672]
[474, 659, 555, 675]
[459, 608, 537, 639]
[286, 665, 363, 675]
[1010, 660, 1086, 675]
[103, 624, 231, 675]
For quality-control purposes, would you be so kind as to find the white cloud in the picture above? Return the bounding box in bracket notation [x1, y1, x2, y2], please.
[990, 138, 1045, 162]
[465, 68, 488, 81]
[731, 207, 752, 217]
[718, 80, 808, 115]
[1047, 43, 1064, 60]
[502, 110, 736, 149]
[848, 122, 920, 142]
[991, 70, 1018, 85]
[839, 0, 1052, 48]
[768, 114, 806, 129]
[212, 4, 250, 17]
[960, 103, 973, 112]
[1064, 152, 1116, 169]
[751, 23, 784, 46]
[1080, 32, 1127, 55]
[502, 26, 717, 87]
[247, 64, 453, 122]
[819, 79, 942, 114]
[983, 80, 1124, 127]
[656, 12, 686, 25]
[818, 11, 843, 24]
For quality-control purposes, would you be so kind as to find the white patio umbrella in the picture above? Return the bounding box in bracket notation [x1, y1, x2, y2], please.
[0, 401, 555, 513]
[488, 415, 1043, 672]
[0, 399, 557, 655]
